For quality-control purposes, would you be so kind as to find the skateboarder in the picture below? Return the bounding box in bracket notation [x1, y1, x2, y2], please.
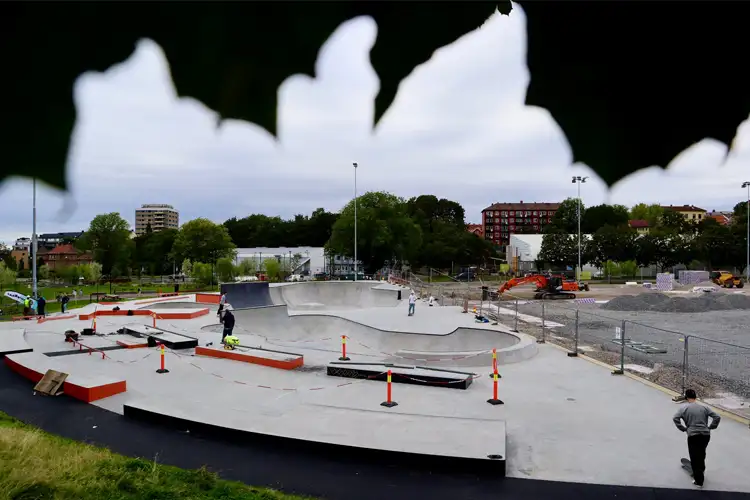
[408, 291, 416, 316]
[37, 295, 46, 317]
[217, 292, 227, 322]
[673, 388, 721, 487]
[221, 304, 235, 343]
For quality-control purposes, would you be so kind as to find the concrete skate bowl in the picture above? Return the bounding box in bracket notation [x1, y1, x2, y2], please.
[205, 305, 537, 367]
[601, 291, 750, 313]
[270, 281, 401, 311]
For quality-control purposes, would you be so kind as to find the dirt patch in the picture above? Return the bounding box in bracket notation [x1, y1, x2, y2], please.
[601, 292, 750, 313]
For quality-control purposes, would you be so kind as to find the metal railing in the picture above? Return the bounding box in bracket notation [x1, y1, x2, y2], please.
[488, 296, 750, 405]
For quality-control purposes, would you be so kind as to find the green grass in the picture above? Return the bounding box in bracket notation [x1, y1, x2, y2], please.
[0, 411, 310, 500]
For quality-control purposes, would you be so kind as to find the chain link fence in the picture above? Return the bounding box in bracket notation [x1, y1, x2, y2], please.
[475, 293, 750, 415]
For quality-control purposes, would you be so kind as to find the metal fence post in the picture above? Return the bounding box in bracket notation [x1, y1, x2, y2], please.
[512, 298, 519, 333]
[567, 309, 579, 357]
[683, 335, 689, 395]
[612, 320, 626, 375]
[538, 301, 546, 344]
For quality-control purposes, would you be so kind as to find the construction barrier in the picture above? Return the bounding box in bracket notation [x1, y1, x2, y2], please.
[156, 344, 169, 374]
[380, 369, 398, 408]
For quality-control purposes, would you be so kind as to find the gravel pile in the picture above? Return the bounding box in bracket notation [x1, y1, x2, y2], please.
[601, 292, 750, 313]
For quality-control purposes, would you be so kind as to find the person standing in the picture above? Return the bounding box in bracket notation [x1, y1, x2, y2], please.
[37, 295, 46, 317]
[217, 292, 227, 322]
[673, 389, 721, 487]
[221, 305, 235, 343]
[408, 291, 416, 316]
[61, 294, 69, 313]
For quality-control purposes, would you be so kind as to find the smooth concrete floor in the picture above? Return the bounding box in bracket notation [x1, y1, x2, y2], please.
[3, 294, 750, 492]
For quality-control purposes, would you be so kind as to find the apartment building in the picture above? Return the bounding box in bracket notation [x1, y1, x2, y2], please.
[661, 204, 707, 223]
[135, 204, 179, 236]
[482, 201, 560, 247]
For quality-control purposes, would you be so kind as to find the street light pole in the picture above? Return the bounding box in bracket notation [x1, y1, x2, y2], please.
[32, 178, 38, 299]
[572, 176, 588, 280]
[353, 162, 358, 281]
[743, 181, 750, 281]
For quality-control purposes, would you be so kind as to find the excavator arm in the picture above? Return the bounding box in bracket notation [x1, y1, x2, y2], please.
[498, 275, 547, 294]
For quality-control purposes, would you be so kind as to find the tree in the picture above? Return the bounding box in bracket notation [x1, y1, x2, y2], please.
[181, 259, 193, 277]
[77, 213, 132, 278]
[538, 230, 578, 269]
[89, 262, 102, 283]
[585, 225, 637, 269]
[327, 191, 422, 274]
[189, 262, 213, 287]
[629, 203, 663, 226]
[732, 201, 749, 226]
[659, 209, 691, 233]
[236, 259, 256, 277]
[38, 264, 50, 280]
[694, 218, 730, 270]
[262, 258, 281, 281]
[635, 235, 657, 269]
[0, 243, 15, 270]
[172, 218, 236, 264]
[581, 204, 629, 233]
[223, 208, 339, 248]
[216, 257, 235, 282]
[727, 224, 748, 275]
[549, 198, 583, 234]
[0, 261, 16, 289]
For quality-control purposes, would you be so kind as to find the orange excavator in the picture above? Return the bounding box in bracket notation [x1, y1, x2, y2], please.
[498, 274, 589, 300]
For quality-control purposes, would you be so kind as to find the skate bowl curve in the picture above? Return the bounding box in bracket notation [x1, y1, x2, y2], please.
[269, 281, 401, 310]
[209, 305, 537, 367]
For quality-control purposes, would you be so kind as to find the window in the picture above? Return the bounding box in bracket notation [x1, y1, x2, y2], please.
[541, 211, 547, 216]
[532, 211, 538, 216]
[509, 211, 515, 216]
[501, 211, 508, 216]
[533, 218, 538, 223]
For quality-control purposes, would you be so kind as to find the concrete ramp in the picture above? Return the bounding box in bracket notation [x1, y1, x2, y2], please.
[221, 282, 274, 308]
[273, 281, 400, 310]
[228, 306, 533, 366]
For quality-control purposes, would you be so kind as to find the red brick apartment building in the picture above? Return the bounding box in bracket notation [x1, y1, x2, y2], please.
[482, 201, 560, 246]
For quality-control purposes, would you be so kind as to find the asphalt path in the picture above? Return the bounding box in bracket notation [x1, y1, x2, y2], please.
[0, 366, 746, 500]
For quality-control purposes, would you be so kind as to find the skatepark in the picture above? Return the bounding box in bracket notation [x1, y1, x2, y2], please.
[1, 280, 750, 498]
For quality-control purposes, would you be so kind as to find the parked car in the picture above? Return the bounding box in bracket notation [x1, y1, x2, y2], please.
[454, 272, 476, 282]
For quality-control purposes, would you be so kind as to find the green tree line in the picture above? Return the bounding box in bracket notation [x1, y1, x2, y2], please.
[540, 200, 748, 274]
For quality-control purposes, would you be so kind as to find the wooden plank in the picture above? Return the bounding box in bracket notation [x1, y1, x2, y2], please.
[33, 369, 68, 396]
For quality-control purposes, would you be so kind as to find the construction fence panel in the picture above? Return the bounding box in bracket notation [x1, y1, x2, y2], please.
[620, 321, 687, 394]
[686, 336, 750, 400]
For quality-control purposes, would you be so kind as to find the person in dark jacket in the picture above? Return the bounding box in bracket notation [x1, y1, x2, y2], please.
[61, 294, 70, 313]
[221, 304, 235, 343]
[673, 388, 721, 487]
[37, 295, 46, 317]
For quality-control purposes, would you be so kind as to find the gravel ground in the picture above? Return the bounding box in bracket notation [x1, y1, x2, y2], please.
[494, 300, 750, 400]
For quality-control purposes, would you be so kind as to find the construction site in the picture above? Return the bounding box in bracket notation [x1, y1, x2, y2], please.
[1, 278, 749, 499]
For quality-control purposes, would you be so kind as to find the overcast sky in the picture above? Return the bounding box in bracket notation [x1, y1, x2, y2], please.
[2, 5, 749, 245]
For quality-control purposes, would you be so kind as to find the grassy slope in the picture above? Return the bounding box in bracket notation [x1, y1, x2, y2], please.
[0, 412, 308, 500]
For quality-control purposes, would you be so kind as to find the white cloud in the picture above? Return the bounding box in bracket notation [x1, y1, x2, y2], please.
[1, 4, 749, 246]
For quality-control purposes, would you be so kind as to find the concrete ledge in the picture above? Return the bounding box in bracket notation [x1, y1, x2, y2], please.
[196, 293, 221, 304]
[118, 325, 198, 350]
[195, 345, 303, 370]
[78, 308, 208, 321]
[36, 314, 77, 324]
[116, 338, 149, 349]
[327, 362, 475, 390]
[4, 352, 126, 403]
[123, 399, 506, 476]
[0, 329, 33, 357]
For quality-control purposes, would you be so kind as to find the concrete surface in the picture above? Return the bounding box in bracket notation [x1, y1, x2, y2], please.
[2, 282, 750, 492]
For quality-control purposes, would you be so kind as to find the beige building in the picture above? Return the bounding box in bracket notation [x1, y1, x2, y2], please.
[135, 204, 179, 236]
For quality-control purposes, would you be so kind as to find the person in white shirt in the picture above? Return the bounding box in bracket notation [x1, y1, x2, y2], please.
[428, 295, 435, 307]
[408, 291, 416, 316]
[217, 293, 227, 322]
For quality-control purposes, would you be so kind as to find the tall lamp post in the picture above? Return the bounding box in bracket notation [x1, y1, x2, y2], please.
[32, 178, 38, 299]
[743, 181, 750, 282]
[353, 162, 358, 281]
[572, 176, 588, 280]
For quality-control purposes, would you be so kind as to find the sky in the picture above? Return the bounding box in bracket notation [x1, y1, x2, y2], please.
[2, 4, 750, 245]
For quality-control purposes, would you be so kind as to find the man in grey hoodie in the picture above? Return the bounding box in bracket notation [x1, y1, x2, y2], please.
[672, 389, 721, 487]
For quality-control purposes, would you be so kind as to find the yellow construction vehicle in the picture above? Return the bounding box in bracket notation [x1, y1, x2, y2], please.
[710, 271, 745, 289]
